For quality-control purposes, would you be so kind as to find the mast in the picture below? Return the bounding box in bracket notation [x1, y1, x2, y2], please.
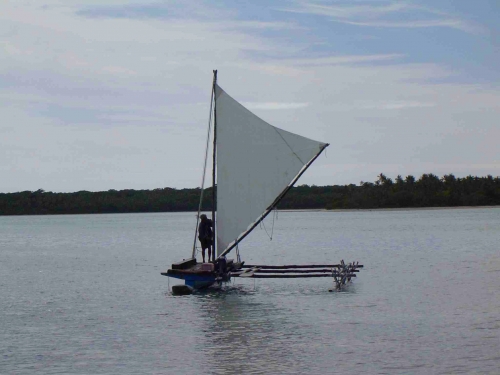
[191, 71, 217, 259]
[211, 70, 217, 258]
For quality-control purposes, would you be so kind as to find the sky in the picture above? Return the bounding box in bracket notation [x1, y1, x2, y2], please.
[1, 0, 499, 193]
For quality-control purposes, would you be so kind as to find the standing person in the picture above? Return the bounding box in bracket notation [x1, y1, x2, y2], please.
[198, 214, 213, 263]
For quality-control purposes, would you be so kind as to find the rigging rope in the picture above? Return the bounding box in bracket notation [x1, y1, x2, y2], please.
[260, 208, 278, 241]
[235, 242, 241, 263]
[192, 83, 215, 258]
[272, 126, 305, 164]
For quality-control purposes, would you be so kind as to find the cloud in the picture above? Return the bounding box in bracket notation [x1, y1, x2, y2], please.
[101, 66, 137, 76]
[282, 1, 481, 33]
[75, 2, 222, 21]
[362, 101, 436, 110]
[76, 3, 298, 31]
[0, 41, 34, 56]
[277, 54, 404, 66]
[0, 2, 498, 192]
[243, 102, 309, 110]
[284, 1, 411, 19]
[340, 19, 476, 32]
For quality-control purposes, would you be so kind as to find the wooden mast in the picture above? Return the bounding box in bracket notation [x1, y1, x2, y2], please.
[191, 72, 217, 260]
[211, 70, 217, 260]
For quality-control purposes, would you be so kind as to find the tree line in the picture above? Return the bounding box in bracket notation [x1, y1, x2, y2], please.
[1, 173, 499, 215]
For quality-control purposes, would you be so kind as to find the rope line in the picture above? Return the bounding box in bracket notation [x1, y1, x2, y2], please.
[260, 208, 277, 241]
[272, 127, 304, 164]
[192, 81, 216, 258]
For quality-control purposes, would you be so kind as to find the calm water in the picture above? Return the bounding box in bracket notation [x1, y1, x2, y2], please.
[1, 209, 499, 375]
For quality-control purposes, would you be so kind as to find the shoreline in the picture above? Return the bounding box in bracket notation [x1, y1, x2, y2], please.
[0, 205, 498, 217]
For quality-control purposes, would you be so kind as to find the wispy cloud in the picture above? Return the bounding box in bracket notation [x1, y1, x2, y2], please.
[75, 3, 299, 35]
[75, 3, 216, 20]
[280, 54, 403, 66]
[243, 102, 309, 110]
[341, 19, 477, 32]
[282, 1, 481, 33]
[101, 66, 137, 76]
[362, 100, 436, 110]
[285, 2, 411, 19]
[217, 21, 298, 31]
[232, 54, 404, 78]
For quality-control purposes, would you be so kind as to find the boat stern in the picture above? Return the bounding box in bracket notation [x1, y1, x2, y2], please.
[162, 258, 216, 289]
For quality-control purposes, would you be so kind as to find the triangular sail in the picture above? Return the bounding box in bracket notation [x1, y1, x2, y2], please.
[215, 84, 328, 256]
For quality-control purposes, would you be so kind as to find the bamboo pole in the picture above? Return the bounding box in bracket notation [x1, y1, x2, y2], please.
[233, 274, 334, 278]
[248, 269, 335, 274]
[242, 264, 344, 269]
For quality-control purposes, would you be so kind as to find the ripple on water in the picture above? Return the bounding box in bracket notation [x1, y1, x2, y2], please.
[1, 209, 500, 374]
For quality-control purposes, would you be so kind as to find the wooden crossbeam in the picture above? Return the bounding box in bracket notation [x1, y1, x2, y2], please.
[234, 274, 333, 278]
[251, 269, 334, 274]
[242, 264, 341, 269]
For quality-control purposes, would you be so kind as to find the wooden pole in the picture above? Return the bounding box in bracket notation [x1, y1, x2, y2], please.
[249, 269, 335, 274]
[212, 70, 217, 261]
[233, 274, 334, 278]
[242, 264, 351, 269]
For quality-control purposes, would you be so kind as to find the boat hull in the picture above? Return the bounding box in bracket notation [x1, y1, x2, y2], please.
[162, 267, 216, 290]
[167, 271, 216, 289]
[162, 258, 242, 290]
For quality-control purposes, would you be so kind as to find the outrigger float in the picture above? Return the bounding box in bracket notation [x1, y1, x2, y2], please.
[162, 71, 363, 294]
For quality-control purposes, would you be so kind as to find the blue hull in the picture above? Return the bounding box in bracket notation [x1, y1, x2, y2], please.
[162, 258, 239, 290]
[164, 270, 216, 289]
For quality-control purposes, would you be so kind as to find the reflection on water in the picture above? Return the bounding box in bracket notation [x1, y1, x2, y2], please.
[196, 285, 304, 374]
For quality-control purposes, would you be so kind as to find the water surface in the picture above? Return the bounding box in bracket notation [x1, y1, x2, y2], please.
[1, 208, 499, 374]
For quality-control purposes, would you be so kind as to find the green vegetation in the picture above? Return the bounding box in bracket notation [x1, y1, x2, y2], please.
[282, 173, 500, 209]
[1, 174, 499, 215]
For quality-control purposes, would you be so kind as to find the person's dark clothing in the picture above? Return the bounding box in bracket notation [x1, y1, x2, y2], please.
[198, 218, 213, 249]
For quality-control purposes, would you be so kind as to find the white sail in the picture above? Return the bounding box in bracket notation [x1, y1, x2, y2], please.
[215, 84, 327, 255]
